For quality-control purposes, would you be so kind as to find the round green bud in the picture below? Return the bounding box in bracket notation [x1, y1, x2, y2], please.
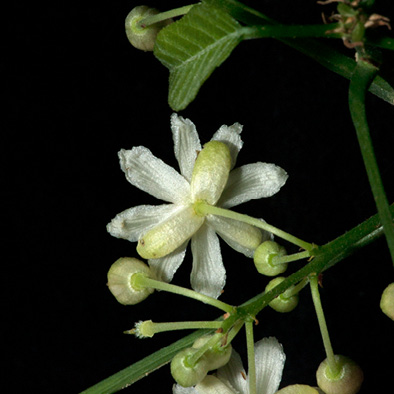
[275, 384, 322, 394]
[125, 6, 172, 52]
[380, 282, 394, 321]
[316, 355, 364, 394]
[254, 241, 287, 276]
[192, 335, 232, 371]
[171, 347, 209, 387]
[107, 257, 154, 305]
[265, 277, 299, 313]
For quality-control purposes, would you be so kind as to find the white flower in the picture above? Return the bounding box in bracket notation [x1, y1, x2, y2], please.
[173, 337, 286, 394]
[107, 114, 288, 298]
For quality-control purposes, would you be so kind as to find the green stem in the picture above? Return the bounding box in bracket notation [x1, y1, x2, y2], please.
[194, 201, 313, 251]
[133, 275, 234, 313]
[310, 275, 340, 377]
[128, 320, 223, 337]
[245, 321, 256, 394]
[242, 23, 342, 40]
[272, 250, 311, 265]
[139, 4, 196, 27]
[283, 277, 309, 298]
[349, 60, 394, 265]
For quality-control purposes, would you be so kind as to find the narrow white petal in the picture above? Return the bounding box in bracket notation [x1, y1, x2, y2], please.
[207, 215, 269, 258]
[171, 113, 202, 182]
[217, 349, 248, 394]
[211, 123, 243, 169]
[148, 241, 188, 283]
[119, 147, 191, 204]
[172, 383, 197, 394]
[106, 204, 177, 242]
[219, 163, 288, 208]
[196, 375, 236, 394]
[190, 225, 226, 298]
[254, 337, 286, 394]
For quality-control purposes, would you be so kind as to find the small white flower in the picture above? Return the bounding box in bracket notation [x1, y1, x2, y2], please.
[107, 114, 288, 298]
[173, 337, 286, 394]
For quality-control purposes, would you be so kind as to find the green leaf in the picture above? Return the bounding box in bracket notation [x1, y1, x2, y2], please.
[154, 2, 244, 111]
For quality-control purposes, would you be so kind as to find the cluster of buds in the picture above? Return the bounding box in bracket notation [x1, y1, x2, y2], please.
[320, 0, 391, 48]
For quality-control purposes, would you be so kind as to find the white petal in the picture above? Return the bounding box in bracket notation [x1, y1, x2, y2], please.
[207, 215, 269, 258]
[196, 375, 236, 394]
[190, 225, 226, 298]
[218, 163, 288, 208]
[171, 113, 202, 182]
[173, 383, 197, 394]
[119, 147, 191, 204]
[148, 241, 188, 283]
[211, 123, 243, 169]
[254, 337, 286, 394]
[106, 204, 177, 242]
[217, 349, 248, 394]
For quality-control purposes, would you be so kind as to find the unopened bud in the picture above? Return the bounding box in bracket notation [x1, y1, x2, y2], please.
[275, 385, 322, 394]
[171, 347, 209, 387]
[107, 257, 154, 305]
[265, 277, 299, 313]
[125, 6, 172, 51]
[192, 335, 232, 371]
[316, 355, 363, 394]
[380, 282, 394, 320]
[254, 240, 287, 276]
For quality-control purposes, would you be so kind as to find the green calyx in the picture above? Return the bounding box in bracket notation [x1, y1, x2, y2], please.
[254, 240, 287, 276]
[125, 6, 172, 51]
[265, 277, 299, 313]
[316, 355, 364, 394]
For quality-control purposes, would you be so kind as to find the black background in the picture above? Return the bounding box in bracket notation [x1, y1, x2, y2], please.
[5, 0, 394, 393]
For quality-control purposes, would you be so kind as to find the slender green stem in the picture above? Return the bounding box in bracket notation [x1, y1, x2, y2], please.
[128, 320, 223, 337]
[133, 274, 234, 313]
[187, 333, 222, 366]
[226, 319, 244, 343]
[139, 4, 196, 27]
[194, 201, 313, 251]
[241, 23, 341, 40]
[310, 275, 340, 377]
[272, 250, 311, 265]
[283, 277, 309, 298]
[245, 321, 256, 394]
[349, 60, 394, 265]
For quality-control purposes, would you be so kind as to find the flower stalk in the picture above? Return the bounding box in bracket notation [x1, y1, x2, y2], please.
[139, 4, 196, 28]
[245, 321, 257, 394]
[131, 273, 234, 313]
[309, 275, 340, 378]
[194, 201, 314, 251]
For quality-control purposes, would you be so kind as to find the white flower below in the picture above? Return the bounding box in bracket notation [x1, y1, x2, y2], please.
[173, 337, 286, 394]
[107, 114, 288, 298]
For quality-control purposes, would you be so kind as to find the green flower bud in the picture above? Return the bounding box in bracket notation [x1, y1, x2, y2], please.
[337, 3, 358, 18]
[265, 277, 299, 313]
[125, 6, 172, 52]
[192, 335, 232, 371]
[380, 282, 394, 320]
[254, 241, 287, 276]
[107, 257, 154, 305]
[191, 141, 232, 205]
[316, 355, 364, 394]
[171, 347, 209, 387]
[275, 384, 322, 394]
